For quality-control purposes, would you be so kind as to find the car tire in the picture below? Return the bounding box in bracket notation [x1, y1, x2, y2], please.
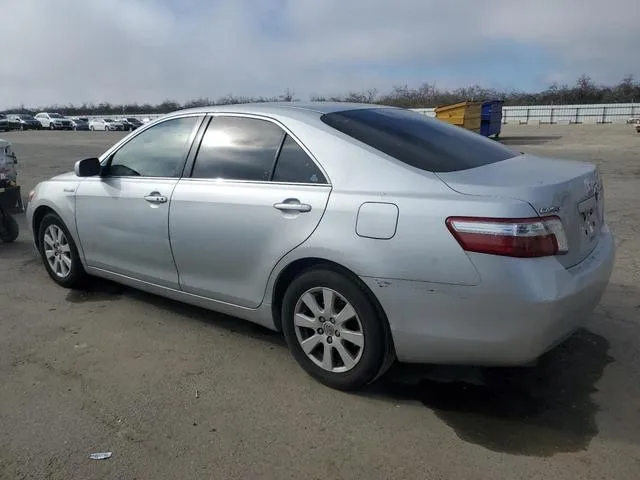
[0, 213, 19, 243]
[281, 267, 392, 391]
[38, 213, 88, 289]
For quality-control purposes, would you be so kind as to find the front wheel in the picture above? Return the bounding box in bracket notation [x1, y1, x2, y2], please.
[282, 268, 392, 391]
[0, 212, 19, 243]
[38, 213, 88, 288]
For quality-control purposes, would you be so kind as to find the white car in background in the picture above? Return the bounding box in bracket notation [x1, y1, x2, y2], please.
[34, 112, 73, 130]
[89, 118, 125, 131]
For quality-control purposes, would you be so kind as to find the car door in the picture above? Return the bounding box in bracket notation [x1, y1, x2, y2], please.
[169, 114, 332, 308]
[75, 114, 203, 288]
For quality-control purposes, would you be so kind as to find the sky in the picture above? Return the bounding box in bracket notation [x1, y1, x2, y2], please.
[1, 0, 639, 109]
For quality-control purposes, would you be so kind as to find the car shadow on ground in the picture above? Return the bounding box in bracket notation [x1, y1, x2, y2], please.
[364, 328, 613, 457]
[498, 135, 563, 146]
[69, 278, 616, 457]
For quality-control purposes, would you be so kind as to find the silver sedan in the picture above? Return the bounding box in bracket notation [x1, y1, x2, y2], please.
[25, 102, 615, 390]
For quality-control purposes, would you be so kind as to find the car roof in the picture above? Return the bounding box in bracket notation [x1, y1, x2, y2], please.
[167, 101, 391, 119]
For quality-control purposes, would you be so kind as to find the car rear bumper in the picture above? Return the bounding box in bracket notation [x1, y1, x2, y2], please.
[361, 224, 615, 366]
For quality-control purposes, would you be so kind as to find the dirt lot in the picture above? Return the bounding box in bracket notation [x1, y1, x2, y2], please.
[1, 125, 639, 479]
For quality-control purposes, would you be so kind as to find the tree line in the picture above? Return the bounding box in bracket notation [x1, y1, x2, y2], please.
[3, 75, 639, 116]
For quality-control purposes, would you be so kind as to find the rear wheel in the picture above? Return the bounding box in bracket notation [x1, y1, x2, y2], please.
[282, 268, 392, 391]
[38, 213, 88, 288]
[0, 213, 19, 243]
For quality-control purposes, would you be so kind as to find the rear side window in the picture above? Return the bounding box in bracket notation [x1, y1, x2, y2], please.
[192, 116, 284, 181]
[273, 135, 327, 184]
[320, 108, 517, 173]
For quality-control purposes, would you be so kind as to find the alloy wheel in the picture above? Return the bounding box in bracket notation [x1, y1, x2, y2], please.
[43, 224, 72, 278]
[293, 287, 365, 373]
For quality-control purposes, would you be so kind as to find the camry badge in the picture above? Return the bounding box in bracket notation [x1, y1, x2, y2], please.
[538, 205, 560, 215]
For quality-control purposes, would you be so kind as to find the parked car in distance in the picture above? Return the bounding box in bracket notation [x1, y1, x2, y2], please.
[118, 117, 143, 131]
[6, 114, 42, 130]
[89, 118, 125, 131]
[0, 113, 23, 131]
[0, 114, 13, 132]
[69, 117, 90, 131]
[25, 102, 615, 391]
[5, 115, 21, 130]
[35, 112, 73, 130]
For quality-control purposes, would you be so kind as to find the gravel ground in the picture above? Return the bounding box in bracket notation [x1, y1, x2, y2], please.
[1, 125, 639, 479]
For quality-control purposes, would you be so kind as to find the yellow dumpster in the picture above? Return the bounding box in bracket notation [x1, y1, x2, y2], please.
[434, 101, 482, 133]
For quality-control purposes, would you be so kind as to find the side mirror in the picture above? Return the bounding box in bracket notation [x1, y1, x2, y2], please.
[74, 157, 101, 177]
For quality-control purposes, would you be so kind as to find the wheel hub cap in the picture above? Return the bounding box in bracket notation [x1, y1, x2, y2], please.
[322, 322, 335, 337]
[293, 287, 365, 373]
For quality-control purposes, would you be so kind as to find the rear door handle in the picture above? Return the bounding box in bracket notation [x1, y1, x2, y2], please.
[273, 200, 312, 213]
[144, 191, 168, 204]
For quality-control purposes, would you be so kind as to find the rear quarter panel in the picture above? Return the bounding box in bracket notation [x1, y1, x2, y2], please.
[282, 187, 539, 286]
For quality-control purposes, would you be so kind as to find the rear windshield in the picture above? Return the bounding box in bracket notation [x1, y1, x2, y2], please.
[320, 107, 517, 173]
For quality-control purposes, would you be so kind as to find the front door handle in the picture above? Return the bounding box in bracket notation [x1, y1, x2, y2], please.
[144, 191, 168, 204]
[273, 200, 312, 213]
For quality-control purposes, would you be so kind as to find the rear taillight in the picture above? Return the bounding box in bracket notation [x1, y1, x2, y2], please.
[446, 216, 568, 258]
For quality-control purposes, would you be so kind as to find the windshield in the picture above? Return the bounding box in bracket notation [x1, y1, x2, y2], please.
[104, 119, 114, 122]
[49, 113, 64, 118]
[20, 115, 36, 120]
[321, 107, 518, 173]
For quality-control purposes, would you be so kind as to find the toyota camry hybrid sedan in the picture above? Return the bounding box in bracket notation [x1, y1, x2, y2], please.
[26, 102, 615, 391]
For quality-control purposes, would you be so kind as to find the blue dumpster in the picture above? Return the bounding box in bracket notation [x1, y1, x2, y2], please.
[480, 100, 503, 138]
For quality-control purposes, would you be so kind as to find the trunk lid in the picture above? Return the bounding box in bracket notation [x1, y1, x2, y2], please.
[436, 154, 604, 268]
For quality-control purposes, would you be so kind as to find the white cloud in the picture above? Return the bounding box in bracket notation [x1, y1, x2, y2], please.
[1, 0, 638, 108]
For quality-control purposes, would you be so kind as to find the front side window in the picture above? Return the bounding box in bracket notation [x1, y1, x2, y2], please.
[272, 135, 327, 184]
[106, 116, 200, 178]
[191, 116, 284, 181]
